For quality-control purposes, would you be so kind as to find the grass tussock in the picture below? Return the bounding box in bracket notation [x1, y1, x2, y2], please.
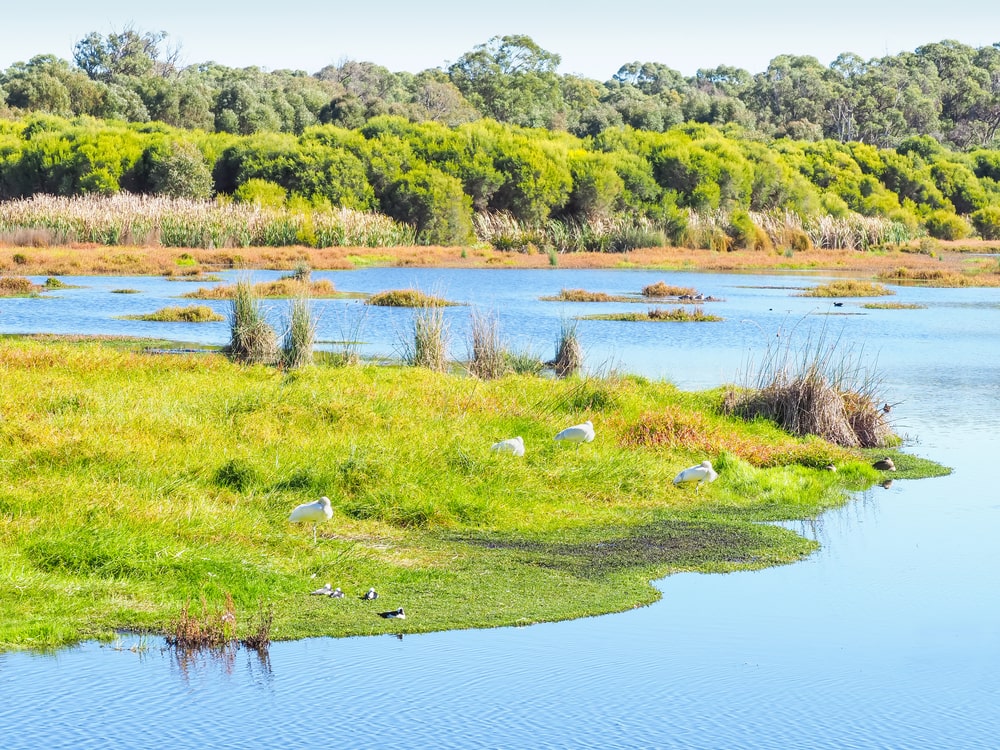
[406, 305, 450, 371]
[186, 278, 337, 300]
[166, 593, 238, 649]
[876, 266, 1000, 287]
[121, 305, 224, 323]
[0, 276, 42, 296]
[583, 307, 722, 322]
[367, 289, 455, 307]
[641, 281, 698, 298]
[553, 320, 583, 377]
[467, 310, 510, 380]
[282, 296, 316, 369]
[228, 280, 278, 365]
[801, 280, 894, 298]
[723, 328, 896, 448]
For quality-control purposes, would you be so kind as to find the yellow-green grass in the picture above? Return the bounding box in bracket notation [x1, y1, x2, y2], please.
[540, 288, 635, 302]
[366, 289, 457, 307]
[582, 307, 723, 322]
[862, 302, 927, 310]
[119, 305, 225, 323]
[641, 281, 698, 298]
[800, 280, 894, 298]
[185, 279, 340, 300]
[0, 337, 948, 651]
[876, 266, 1000, 288]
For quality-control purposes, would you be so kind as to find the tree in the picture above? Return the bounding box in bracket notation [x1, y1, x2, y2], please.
[73, 27, 173, 82]
[448, 35, 563, 127]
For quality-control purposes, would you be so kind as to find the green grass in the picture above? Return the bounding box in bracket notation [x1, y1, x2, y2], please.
[800, 280, 894, 298]
[119, 305, 225, 323]
[582, 307, 723, 322]
[0, 336, 948, 652]
[861, 302, 927, 310]
[367, 289, 457, 307]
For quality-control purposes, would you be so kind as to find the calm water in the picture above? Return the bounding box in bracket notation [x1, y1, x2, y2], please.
[1, 268, 998, 749]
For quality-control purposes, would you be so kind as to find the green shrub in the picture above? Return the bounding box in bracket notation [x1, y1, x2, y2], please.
[970, 206, 1000, 240]
[924, 210, 970, 241]
[234, 179, 287, 208]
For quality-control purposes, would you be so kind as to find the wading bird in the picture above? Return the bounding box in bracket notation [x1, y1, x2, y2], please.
[554, 420, 595, 445]
[289, 496, 333, 543]
[378, 607, 405, 619]
[672, 460, 718, 491]
[491, 436, 525, 456]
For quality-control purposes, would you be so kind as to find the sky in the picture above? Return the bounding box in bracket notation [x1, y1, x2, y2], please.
[2, 0, 999, 80]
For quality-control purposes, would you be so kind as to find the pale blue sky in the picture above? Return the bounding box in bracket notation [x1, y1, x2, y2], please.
[2, 1, 999, 79]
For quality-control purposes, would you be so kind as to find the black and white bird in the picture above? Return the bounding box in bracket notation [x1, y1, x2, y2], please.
[289, 496, 333, 543]
[330, 587, 345, 598]
[310, 582, 334, 596]
[361, 587, 378, 601]
[378, 607, 405, 619]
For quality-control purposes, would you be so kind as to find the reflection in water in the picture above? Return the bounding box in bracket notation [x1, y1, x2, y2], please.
[2, 270, 999, 748]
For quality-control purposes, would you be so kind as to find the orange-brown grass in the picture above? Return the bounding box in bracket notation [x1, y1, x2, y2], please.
[876, 266, 1000, 287]
[185, 279, 337, 300]
[641, 281, 698, 297]
[541, 288, 631, 302]
[620, 406, 852, 468]
[166, 593, 238, 649]
[367, 289, 455, 307]
[0, 276, 42, 296]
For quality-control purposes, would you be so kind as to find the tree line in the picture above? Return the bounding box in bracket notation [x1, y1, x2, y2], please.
[4, 111, 1000, 247]
[1, 30, 999, 149]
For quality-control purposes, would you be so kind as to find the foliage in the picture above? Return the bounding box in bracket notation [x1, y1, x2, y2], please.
[367, 288, 454, 307]
[121, 304, 223, 322]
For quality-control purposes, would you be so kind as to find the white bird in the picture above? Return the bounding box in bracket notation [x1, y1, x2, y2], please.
[554, 420, 595, 445]
[289, 496, 333, 543]
[378, 607, 406, 619]
[672, 460, 718, 491]
[491, 436, 525, 456]
[310, 582, 334, 596]
[361, 587, 379, 601]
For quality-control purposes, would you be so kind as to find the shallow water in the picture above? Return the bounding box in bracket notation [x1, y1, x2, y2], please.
[2, 268, 998, 748]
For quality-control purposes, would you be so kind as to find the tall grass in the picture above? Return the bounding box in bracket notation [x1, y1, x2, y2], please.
[725, 324, 895, 448]
[0, 194, 416, 248]
[467, 309, 510, 380]
[282, 296, 316, 369]
[229, 279, 278, 365]
[553, 320, 583, 377]
[406, 305, 450, 371]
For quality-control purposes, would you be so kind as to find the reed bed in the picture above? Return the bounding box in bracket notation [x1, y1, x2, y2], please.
[405, 305, 450, 371]
[228, 280, 278, 365]
[876, 266, 1000, 287]
[473, 211, 667, 254]
[282, 296, 316, 369]
[0, 194, 416, 249]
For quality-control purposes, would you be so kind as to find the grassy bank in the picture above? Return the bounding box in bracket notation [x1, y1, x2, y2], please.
[0, 336, 947, 652]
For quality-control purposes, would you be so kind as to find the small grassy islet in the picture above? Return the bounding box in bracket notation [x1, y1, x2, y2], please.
[0, 336, 947, 652]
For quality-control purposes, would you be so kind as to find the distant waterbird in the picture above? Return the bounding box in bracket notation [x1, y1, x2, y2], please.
[378, 607, 406, 619]
[554, 420, 595, 445]
[873, 458, 896, 471]
[491, 436, 525, 456]
[672, 460, 718, 491]
[289, 496, 333, 543]
[361, 587, 379, 601]
[310, 582, 334, 596]
[331, 587, 345, 598]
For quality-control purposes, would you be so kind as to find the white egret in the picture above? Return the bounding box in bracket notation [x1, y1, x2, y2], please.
[378, 607, 406, 619]
[554, 420, 595, 445]
[289, 496, 333, 543]
[672, 460, 718, 491]
[491, 436, 525, 456]
[361, 587, 378, 601]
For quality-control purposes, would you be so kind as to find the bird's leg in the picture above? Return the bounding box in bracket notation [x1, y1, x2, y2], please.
[313, 524, 318, 544]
